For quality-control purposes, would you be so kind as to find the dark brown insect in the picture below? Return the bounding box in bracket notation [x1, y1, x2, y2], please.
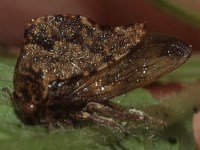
[12, 15, 191, 132]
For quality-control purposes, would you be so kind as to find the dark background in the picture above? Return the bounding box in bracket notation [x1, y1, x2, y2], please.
[0, 0, 200, 52]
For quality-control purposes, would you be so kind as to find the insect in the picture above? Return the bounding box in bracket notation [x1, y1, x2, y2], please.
[11, 15, 191, 132]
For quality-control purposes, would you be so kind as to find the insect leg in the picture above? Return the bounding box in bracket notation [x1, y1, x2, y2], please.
[85, 102, 167, 128]
[74, 111, 129, 134]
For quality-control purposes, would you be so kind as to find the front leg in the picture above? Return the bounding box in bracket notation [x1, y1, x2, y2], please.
[40, 106, 74, 130]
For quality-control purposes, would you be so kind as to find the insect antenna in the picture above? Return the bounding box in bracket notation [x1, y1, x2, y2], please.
[2, 87, 14, 102]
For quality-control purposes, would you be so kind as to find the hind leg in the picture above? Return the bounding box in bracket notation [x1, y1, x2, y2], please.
[85, 102, 167, 127]
[74, 111, 129, 134]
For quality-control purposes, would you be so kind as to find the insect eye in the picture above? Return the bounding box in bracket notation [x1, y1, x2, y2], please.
[21, 102, 37, 117]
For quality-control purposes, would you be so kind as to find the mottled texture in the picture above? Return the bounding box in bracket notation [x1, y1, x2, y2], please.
[13, 15, 191, 127]
[15, 15, 145, 101]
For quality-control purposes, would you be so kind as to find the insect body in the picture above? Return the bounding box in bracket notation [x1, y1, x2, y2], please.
[13, 15, 191, 131]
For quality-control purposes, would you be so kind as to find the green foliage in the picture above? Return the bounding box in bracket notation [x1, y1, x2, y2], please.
[0, 55, 198, 150]
[151, 0, 200, 27]
[160, 55, 200, 82]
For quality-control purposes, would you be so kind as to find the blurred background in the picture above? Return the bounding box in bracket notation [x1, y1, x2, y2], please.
[0, 0, 200, 55]
[0, 0, 200, 149]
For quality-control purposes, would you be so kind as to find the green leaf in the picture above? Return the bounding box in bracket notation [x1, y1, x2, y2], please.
[160, 54, 200, 83]
[0, 55, 198, 150]
[150, 0, 200, 27]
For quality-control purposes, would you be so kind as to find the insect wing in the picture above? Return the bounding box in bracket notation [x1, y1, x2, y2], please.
[69, 33, 191, 102]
